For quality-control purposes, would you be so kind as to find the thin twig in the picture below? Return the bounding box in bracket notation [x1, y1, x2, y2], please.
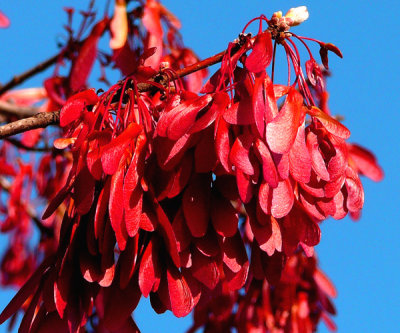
[0, 101, 39, 119]
[0, 39, 86, 96]
[0, 41, 245, 140]
[0, 53, 62, 96]
[0, 16, 111, 97]
[5, 138, 53, 152]
[0, 111, 60, 139]
[174, 49, 229, 79]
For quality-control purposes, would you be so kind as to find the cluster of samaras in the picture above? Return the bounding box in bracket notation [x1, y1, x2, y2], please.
[0, 5, 382, 333]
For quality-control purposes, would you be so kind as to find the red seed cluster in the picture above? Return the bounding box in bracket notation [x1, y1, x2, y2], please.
[189, 252, 337, 333]
[0, 3, 383, 333]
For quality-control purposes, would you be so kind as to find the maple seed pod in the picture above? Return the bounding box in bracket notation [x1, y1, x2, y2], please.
[285, 6, 309, 26]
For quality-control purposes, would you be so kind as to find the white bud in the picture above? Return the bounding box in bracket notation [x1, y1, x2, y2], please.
[285, 6, 309, 26]
[272, 10, 283, 19]
[160, 62, 170, 69]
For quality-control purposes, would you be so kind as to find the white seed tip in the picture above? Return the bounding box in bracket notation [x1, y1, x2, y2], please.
[285, 6, 309, 26]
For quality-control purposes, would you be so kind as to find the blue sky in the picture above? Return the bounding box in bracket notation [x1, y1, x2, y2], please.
[1, 1, 399, 332]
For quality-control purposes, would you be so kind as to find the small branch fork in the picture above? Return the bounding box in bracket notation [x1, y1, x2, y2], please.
[0, 39, 87, 97]
[0, 43, 242, 140]
[0, 53, 61, 96]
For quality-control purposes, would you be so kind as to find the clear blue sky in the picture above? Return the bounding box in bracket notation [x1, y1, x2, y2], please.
[1, 1, 399, 332]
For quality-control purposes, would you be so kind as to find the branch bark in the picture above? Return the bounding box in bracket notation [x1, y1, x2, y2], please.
[172, 49, 229, 79]
[5, 138, 53, 152]
[0, 39, 87, 96]
[0, 40, 244, 140]
[0, 101, 39, 119]
[0, 52, 63, 96]
[0, 111, 60, 139]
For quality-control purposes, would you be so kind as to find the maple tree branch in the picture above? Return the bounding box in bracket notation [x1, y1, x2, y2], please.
[0, 38, 87, 96]
[5, 138, 53, 152]
[0, 41, 243, 140]
[0, 111, 60, 139]
[174, 49, 228, 79]
[0, 101, 39, 119]
[0, 52, 62, 96]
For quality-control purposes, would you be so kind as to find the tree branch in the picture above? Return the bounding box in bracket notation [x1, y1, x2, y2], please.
[173, 49, 229, 79]
[0, 39, 87, 96]
[0, 101, 39, 119]
[0, 52, 62, 96]
[0, 111, 60, 139]
[5, 138, 53, 152]
[0, 40, 244, 140]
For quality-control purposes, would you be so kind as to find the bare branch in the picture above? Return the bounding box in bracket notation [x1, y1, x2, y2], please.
[0, 52, 62, 96]
[0, 39, 86, 96]
[0, 101, 39, 119]
[0, 111, 60, 139]
[5, 138, 53, 152]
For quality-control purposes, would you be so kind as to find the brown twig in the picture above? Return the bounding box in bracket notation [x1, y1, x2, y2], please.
[0, 13, 112, 97]
[0, 111, 60, 139]
[0, 101, 39, 119]
[174, 49, 229, 79]
[0, 38, 87, 97]
[0, 52, 62, 96]
[0, 40, 246, 140]
[5, 138, 53, 152]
